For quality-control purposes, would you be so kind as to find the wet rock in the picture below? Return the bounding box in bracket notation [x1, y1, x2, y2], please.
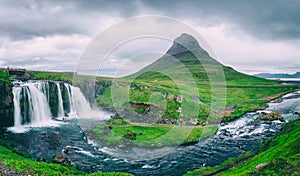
[272, 99, 283, 103]
[37, 157, 46, 162]
[102, 125, 111, 135]
[197, 120, 207, 126]
[123, 132, 137, 140]
[157, 118, 178, 124]
[63, 147, 73, 154]
[257, 112, 285, 122]
[52, 153, 76, 167]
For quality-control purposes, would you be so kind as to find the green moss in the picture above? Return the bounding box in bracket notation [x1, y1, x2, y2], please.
[29, 71, 73, 83]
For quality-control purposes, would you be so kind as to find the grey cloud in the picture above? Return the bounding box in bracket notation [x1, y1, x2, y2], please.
[141, 0, 300, 41]
[0, 0, 140, 40]
[1, 0, 299, 41]
[2, 57, 50, 67]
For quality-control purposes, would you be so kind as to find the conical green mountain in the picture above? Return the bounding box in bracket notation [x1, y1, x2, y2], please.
[130, 33, 269, 84]
[98, 33, 296, 122]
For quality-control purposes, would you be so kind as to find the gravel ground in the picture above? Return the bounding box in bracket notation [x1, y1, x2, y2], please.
[0, 161, 25, 176]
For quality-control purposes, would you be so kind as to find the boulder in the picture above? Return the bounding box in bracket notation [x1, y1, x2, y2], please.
[257, 112, 284, 122]
[167, 94, 176, 100]
[52, 153, 75, 167]
[253, 162, 269, 173]
[37, 157, 46, 162]
[176, 96, 184, 103]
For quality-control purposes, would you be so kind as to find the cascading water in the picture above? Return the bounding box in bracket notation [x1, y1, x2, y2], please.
[12, 81, 53, 128]
[56, 82, 65, 117]
[71, 86, 96, 116]
[12, 87, 22, 127]
[11, 80, 97, 130]
[64, 83, 74, 113]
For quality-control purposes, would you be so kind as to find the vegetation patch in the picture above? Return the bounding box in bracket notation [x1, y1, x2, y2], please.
[86, 119, 218, 147]
[0, 142, 132, 176]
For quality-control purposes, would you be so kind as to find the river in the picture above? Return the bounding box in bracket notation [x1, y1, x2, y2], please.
[1, 90, 300, 175]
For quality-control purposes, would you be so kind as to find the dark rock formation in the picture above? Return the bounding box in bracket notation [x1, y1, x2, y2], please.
[8, 68, 30, 81]
[0, 71, 14, 128]
[76, 79, 111, 104]
[48, 81, 59, 117]
[166, 33, 209, 57]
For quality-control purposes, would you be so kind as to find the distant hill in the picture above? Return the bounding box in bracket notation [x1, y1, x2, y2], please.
[255, 72, 300, 78]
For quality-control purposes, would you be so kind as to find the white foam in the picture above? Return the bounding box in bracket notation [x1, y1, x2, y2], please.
[142, 164, 156, 169]
[7, 119, 63, 133]
[76, 150, 95, 157]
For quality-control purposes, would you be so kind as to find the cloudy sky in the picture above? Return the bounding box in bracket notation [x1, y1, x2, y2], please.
[0, 0, 299, 76]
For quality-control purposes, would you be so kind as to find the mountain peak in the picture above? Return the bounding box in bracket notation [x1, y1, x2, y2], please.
[174, 33, 199, 45]
[166, 33, 208, 56]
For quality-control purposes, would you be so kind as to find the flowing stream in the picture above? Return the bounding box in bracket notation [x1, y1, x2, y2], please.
[2, 81, 300, 175]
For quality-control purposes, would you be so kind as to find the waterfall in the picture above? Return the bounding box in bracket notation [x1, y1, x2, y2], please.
[64, 83, 74, 113]
[12, 80, 98, 128]
[56, 82, 65, 117]
[25, 83, 52, 122]
[71, 86, 95, 116]
[13, 82, 52, 127]
[13, 87, 22, 127]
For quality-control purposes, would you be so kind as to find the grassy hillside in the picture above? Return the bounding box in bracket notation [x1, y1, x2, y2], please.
[96, 34, 298, 123]
[0, 70, 11, 84]
[91, 34, 297, 148]
[0, 142, 132, 176]
[184, 118, 300, 176]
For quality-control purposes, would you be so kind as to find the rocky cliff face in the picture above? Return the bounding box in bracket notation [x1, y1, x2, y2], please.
[0, 71, 14, 128]
[166, 33, 209, 57]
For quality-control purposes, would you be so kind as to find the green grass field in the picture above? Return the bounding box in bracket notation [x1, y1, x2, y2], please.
[87, 119, 218, 147]
[96, 72, 297, 123]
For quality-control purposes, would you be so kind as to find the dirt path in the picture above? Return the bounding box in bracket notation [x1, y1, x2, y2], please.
[259, 92, 287, 101]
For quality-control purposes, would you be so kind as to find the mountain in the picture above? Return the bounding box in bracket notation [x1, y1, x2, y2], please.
[97, 33, 297, 123]
[255, 72, 300, 78]
[130, 33, 270, 84]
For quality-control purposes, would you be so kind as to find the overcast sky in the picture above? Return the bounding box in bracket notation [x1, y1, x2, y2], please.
[0, 0, 299, 76]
